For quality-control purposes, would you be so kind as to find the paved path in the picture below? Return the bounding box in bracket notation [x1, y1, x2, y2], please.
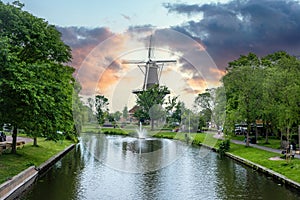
[6, 136, 33, 144]
[214, 133, 300, 159]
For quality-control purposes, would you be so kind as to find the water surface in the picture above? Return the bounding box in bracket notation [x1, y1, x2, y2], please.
[21, 133, 300, 200]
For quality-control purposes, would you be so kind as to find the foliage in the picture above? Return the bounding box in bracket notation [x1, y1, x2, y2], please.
[221, 51, 300, 148]
[113, 111, 122, 122]
[95, 95, 109, 126]
[0, 2, 76, 150]
[194, 87, 226, 130]
[218, 139, 230, 155]
[134, 84, 169, 130]
[222, 53, 264, 146]
[213, 87, 226, 129]
[122, 105, 129, 120]
[166, 101, 185, 126]
[100, 128, 129, 135]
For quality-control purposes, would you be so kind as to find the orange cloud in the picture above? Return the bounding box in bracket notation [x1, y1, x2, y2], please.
[97, 68, 120, 94]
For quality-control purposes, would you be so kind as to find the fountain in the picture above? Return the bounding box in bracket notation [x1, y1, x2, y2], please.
[136, 121, 147, 139]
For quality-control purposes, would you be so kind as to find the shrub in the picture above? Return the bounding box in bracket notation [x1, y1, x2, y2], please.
[218, 139, 230, 155]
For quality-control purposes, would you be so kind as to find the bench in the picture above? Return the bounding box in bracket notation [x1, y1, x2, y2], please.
[16, 141, 25, 148]
[0, 142, 11, 154]
[0, 141, 25, 154]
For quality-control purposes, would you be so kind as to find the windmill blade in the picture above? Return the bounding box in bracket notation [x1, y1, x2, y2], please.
[154, 60, 177, 63]
[122, 60, 147, 64]
[148, 35, 153, 60]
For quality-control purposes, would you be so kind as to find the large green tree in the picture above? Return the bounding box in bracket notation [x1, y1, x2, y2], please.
[222, 53, 264, 146]
[0, 2, 75, 152]
[222, 51, 300, 149]
[134, 84, 169, 130]
[263, 52, 300, 146]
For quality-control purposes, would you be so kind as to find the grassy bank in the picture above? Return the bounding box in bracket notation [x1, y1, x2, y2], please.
[0, 138, 73, 184]
[229, 143, 300, 183]
[154, 131, 300, 184]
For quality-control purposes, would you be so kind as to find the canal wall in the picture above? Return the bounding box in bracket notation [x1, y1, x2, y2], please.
[0, 144, 75, 200]
[0, 166, 38, 200]
[197, 143, 300, 191]
[225, 152, 300, 190]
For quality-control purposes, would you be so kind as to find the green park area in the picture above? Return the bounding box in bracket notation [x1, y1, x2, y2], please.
[0, 136, 73, 184]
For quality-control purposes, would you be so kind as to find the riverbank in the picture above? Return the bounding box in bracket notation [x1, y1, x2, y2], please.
[153, 131, 300, 190]
[0, 141, 75, 200]
[0, 137, 74, 184]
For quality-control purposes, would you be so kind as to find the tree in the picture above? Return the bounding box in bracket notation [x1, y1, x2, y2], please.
[194, 89, 215, 114]
[263, 53, 300, 151]
[113, 111, 122, 122]
[222, 53, 264, 146]
[213, 86, 226, 130]
[95, 95, 109, 126]
[122, 105, 129, 121]
[85, 97, 96, 122]
[0, 2, 74, 151]
[134, 84, 169, 130]
[222, 51, 300, 150]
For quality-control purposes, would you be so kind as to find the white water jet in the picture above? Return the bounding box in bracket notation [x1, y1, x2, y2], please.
[136, 121, 147, 139]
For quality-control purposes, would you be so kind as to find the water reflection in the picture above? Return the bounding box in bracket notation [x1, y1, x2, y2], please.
[21, 133, 300, 200]
[80, 133, 186, 173]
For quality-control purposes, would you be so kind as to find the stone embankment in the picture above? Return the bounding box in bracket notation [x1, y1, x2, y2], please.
[225, 152, 300, 190]
[0, 144, 75, 200]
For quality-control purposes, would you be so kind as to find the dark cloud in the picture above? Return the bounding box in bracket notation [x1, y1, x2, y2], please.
[57, 26, 114, 70]
[57, 26, 113, 48]
[107, 58, 122, 71]
[164, 0, 300, 68]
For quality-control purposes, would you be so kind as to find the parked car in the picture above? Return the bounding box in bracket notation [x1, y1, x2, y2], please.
[3, 123, 12, 132]
[0, 131, 6, 142]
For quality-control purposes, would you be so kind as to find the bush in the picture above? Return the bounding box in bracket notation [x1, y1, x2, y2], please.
[218, 139, 230, 155]
[101, 128, 128, 135]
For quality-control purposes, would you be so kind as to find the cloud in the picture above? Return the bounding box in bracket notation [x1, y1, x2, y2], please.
[58, 26, 224, 111]
[164, 0, 300, 68]
[57, 26, 114, 69]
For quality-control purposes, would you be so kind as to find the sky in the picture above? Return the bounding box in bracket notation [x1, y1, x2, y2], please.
[2, 0, 300, 112]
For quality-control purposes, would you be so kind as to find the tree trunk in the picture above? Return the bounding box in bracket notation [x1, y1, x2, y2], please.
[265, 126, 269, 144]
[264, 122, 269, 144]
[11, 126, 17, 154]
[286, 127, 290, 162]
[246, 124, 250, 147]
[33, 137, 38, 146]
[151, 119, 154, 131]
[280, 129, 283, 148]
[255, 125, 258, 144]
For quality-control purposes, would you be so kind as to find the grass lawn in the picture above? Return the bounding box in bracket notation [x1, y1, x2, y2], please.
[231, 135, 282, 149]
[0, 138, 73, 184]
[81, 123, 101, 133]
[229, 143, 300, 183]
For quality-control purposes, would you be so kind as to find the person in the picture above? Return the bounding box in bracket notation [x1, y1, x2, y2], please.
[0, 131, 6, 142]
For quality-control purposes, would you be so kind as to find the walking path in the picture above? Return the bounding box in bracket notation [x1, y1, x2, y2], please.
[214, 132, 300, 159]
[6, 136, 33, 143]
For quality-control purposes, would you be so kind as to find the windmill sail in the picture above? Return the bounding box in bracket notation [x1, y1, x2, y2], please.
[122, 35, 176, 93]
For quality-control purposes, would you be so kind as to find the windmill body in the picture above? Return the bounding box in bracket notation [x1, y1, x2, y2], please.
[122, 35, 176, 94]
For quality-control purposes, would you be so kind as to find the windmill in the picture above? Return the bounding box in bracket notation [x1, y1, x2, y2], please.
[122, 35, 176, 94]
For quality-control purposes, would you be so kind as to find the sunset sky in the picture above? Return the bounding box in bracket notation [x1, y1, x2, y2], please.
[3, 0, 300, 111]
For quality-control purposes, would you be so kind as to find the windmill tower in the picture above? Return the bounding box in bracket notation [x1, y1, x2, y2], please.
[122, 35, 176, 94]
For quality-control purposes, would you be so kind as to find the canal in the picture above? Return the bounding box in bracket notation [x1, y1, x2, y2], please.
[20, 133, 300, 200]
